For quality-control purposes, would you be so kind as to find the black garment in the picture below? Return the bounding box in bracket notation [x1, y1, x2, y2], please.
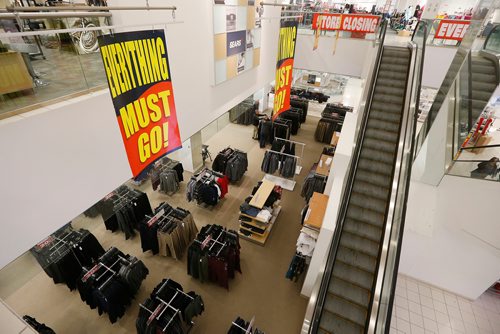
[23, 316, 56, 334]
[187, 225, 241, 289]
[78, 248, 148, 323]
[31, 229, 104, 290]
[291, 98, 309, 123]
[278, 110, 301, 135]
[258, 120, 273, 147]
[137, 279, 204, 334]
[471, 157, 499, 179]
[102, 188, 152, 238]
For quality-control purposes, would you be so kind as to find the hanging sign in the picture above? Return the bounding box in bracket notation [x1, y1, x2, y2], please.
[273, 20, 298, 120]
[98, 30, 182, 177]
[312, 13, 380, 33]
[434, 20, 470, 41]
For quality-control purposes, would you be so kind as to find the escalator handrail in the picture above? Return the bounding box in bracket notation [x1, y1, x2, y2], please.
[369, 20, 429, 333]
[308, 20, 388, 333]
[483, 24, 500, 53]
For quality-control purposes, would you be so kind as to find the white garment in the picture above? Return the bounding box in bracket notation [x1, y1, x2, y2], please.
[257, 209, 272, 222]
[296, 232, 317, 257]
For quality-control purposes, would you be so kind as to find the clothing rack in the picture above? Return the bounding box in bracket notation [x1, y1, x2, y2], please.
[193, 231, 227, 256]
[273, 118, 291, 140]
[273, 137, 305, 174]
[263, 149, 302, 191]
[139, 279, 196, 332]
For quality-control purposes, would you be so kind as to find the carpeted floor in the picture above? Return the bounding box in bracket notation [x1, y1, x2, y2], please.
[2, 115, 325, 334]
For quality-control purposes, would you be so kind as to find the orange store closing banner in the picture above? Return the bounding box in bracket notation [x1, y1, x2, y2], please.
[312, 13, 380, 33]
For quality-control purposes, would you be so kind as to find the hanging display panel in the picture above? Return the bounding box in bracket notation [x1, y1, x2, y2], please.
[213, 0, 262, 85]
[273, 20, 298, 119]
[98, 30, 182, 177]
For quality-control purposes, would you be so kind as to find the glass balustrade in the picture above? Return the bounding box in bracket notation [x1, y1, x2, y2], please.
[0, 17, 110, 118]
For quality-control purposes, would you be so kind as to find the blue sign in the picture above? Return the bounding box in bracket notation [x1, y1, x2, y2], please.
[226, 30, 246, 57]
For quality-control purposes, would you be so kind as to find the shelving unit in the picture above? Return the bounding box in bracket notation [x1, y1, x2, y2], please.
[303, 192, 329, 231]
[239, 180, 282, 246]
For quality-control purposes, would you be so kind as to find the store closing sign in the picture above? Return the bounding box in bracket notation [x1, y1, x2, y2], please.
[98, 30, 182, 177]
[434, 20, 470, 41]
[273, 21, 298, 119]
[312, 13, 380, 33]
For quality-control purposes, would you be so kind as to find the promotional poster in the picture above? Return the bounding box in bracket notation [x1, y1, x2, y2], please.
[98, 30, 182, 177]
[273, 20, 298, 119]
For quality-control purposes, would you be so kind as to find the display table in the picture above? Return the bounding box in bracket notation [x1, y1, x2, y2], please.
[0, 51, 33, 95]
[249, 179, 274, 209]
[304, 192, 329, 231]
[239, 181, 281, 245]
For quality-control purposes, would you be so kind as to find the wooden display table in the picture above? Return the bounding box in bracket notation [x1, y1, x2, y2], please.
[249, 179, 274, 209]
[0, 51, 33, 95]
[316, 154, 333, 177]
[304, 192, 329, 231]
[239, 180, 281, 245]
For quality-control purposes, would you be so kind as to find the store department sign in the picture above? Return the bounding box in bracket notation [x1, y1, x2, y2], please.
[226, 30, 246, 56]
[98, 30, 182, 177]
[434, 19, 470, 41]
[273, 20, 298, 119]
[312, 13, 380, 33]
[213, 1, 262, 84]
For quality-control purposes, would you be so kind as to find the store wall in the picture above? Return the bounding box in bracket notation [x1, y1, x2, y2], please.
[400, 176, 500, 300]
[422, 46, 457, 89]
[0, 92, 131, 269]
[294, 35, 376, 78]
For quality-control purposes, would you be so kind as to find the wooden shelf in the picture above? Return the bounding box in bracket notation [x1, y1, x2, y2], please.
[239, 218, 268, 229]
[304, 193, 329, 230]
[239, 212, 270, 224]
[239, 224, 266, 235]
[249, 179, 275, 209]
[316, 154, 332, 177]
[239, 207, 281, 246]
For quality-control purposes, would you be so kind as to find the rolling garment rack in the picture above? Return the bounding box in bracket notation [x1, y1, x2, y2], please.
[212, 146, 248, 183]
[228, 315, 265, 334]
[30, 226, 105, 290]
[78, 247, 149, 323]
[186, 168, 228, 207]
[150, 156, 184, 194]
[139, 202, 198, 258]
[273, 137, 305, 174]
[261, 138, 305, 191]
[139, 280, 193, 333]
[187, 224, 241, 289]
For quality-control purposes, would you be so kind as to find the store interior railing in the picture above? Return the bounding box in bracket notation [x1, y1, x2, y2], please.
[0, 3, 177, 119]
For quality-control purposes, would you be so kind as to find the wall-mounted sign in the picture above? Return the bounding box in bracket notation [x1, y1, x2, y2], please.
[98, 30, 182, 177]
[227, 30, 247, 56]
[213, 1, 262, 85]
[312, 13, 380, 33]
[273, 20, 298, 119]
[434, 19, 470, 41]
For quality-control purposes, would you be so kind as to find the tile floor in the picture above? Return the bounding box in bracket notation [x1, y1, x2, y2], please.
[390, 275, 500, 334]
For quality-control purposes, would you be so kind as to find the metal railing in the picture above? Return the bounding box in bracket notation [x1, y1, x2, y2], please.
[0, 6, 180, 119]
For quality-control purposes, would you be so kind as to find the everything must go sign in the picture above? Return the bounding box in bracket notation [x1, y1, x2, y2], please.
[98, 30, 182, 177]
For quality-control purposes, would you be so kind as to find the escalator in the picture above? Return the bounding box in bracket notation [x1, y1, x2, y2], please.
[470, 54, 498, 120]
[317, 46, 410, 334]
[307, 21, 427, 334]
